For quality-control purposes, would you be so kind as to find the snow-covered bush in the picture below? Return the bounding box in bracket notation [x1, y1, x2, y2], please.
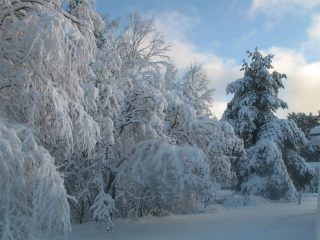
[114, 139, 213, 217]
[188, 119, 246, 189]
[165, 99, 246, 189]
[223, 193, 268, 208]
[90, 191, 115, 230]
[223, 49, 316, 200]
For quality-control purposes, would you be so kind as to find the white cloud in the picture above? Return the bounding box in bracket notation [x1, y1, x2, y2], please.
[265, 47, 320, 118]
[250, 0, 320, 16]
[249, 0, 320, 28]
[302, 14, 320, 55]
[210, 101, 228, 120]
[308, 14, 320, 40]
[154, 11, 200, 42]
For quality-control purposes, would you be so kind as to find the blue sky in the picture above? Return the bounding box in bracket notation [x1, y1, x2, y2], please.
[96, 0, 320, 118]
[97, 0, 310, 61]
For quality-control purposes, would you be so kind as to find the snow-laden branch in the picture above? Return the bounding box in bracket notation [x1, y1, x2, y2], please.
[0, 0, 86, 26]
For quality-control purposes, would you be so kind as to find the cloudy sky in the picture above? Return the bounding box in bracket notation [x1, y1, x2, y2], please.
[96, 0, 320, 119]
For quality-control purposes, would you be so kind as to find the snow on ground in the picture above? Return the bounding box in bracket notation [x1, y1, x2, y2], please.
[71, 194, 317, 240]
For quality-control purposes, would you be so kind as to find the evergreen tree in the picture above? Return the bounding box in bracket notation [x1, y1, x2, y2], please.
[287, 112, 320, 162]
[223, 49, 317, 200]
[288, 112, 320, 139]
[223, 49, 288, 147]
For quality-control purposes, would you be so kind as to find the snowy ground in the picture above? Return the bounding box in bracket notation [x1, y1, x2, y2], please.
[71, 194, 317, 240]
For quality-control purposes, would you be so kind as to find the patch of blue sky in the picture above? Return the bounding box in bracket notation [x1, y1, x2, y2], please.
[96, 0, 312, 62]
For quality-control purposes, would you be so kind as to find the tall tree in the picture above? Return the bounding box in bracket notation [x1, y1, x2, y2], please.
[0, 0, 117, 234]
[223, 49, 288, 147]
[0, 0, 99, 238]
[223, 49, 316, 200]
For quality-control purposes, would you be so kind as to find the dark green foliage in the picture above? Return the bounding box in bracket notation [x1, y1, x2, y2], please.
[288, 112, 320, 139]
[223, 48, 288, 148]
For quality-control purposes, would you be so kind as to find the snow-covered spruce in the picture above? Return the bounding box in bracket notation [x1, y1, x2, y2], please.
[223, 49, 317, 200]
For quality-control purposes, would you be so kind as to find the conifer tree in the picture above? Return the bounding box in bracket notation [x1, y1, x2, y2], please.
[223, 49, 317, 200]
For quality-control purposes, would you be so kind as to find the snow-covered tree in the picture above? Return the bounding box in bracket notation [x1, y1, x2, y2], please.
[287, 112, 320, 162]
[0, 119, 70, 240]
[0, 0, 116, 233]
[223, 49, 288, 147]
[119, 13, 170, 76]
[67, 0, 105, 56]
[0, 0, 101, 163]
[163, 62, 179, 91]
[114, 138, 213, 217]
[182, 64, 215, 117]
[165, 98, 246, 189]
[223, 49, 317, 200]
[288, 112, 320, 139]
[90, 12, 248, 218]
